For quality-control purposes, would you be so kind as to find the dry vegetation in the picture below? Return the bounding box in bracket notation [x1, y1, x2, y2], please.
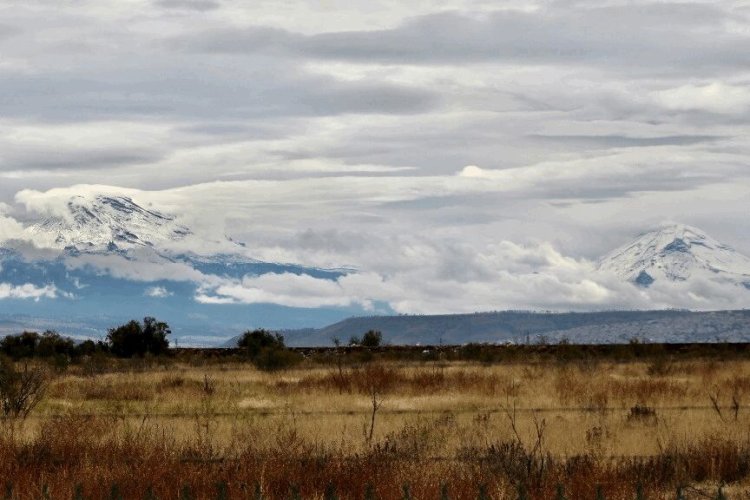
[1, 352, 749, 498]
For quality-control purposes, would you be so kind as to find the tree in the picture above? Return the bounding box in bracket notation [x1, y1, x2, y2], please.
[37, 331, 75, 358]
[141, 317, 171, 355]
[237, 329, 285, 357]
[0, 332, 40, 359]
[361, 330, 383, 348]
[350, 330, 383, 348]
[106, 317, 170, 358]
[237, 329, 301, 371]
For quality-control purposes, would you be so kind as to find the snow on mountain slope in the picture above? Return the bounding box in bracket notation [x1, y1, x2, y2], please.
[598, 224, 750, 288]
[0, 193, 359, 344]
[25, 195, 193, 253]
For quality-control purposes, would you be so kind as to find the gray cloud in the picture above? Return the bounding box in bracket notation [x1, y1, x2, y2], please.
[529, 135, 726, 149]
[0, 67, 439, 123]
[0, 148, 165, 171]
[155, 0, 221, 11]
[175, 5, 750, 73]
[0, 24, 19, 40]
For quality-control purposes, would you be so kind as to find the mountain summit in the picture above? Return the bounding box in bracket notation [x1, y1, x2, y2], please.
[26, 195, 192, 253]
[598, 224, 750, 288]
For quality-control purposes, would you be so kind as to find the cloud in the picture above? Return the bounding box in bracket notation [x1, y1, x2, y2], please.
[0, 121, 170, 178]
[0, 66, 439, 124]
[145, 286, 173, 298]
[191, 237, 750, 314]
[652, 83, 750, 115]
[0, 214, 24, 243]
[0, 24, 19, 41]
[198, 273, 360, 309]
[0, 283, 58, 301]
[529, 134, 724, 149]
[15, 185, 144, 221]
[154, 0, 221, 11]
[176, 6, 750, 73]
[457, 148, 741, 199]
[63, 253, 216, 284]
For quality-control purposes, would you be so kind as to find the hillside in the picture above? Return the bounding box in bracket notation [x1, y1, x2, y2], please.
[221, 309, 750, 347]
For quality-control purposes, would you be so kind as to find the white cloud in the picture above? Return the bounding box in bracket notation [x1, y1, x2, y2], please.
[188, 236, 747, 314]
[62, 252, 216, 284]
[145, 286, 172, 298]
[652, 82, 750, 114]
[199, 272, 362, 309]
[0, 283, 58, 301]
[0, 215, 24, 243]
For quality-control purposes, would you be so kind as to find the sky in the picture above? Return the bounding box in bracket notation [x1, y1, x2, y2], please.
[1, 0, 750, 314]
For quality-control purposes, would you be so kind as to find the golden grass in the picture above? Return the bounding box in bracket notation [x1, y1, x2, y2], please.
[2, 357, 749, 498]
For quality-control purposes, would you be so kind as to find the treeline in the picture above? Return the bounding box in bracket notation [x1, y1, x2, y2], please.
[0, 318, 387, 372]
[0, 331, 107, 361]
[0, 317, 170, 361]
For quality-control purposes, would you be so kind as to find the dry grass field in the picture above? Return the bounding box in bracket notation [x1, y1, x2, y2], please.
[1, 352, 749, 498]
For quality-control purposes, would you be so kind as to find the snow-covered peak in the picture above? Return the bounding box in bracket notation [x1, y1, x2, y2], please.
[26, 195, 192, 252]
[599, 224, 750, 287]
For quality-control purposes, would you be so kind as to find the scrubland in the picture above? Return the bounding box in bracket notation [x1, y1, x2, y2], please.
[1, 351, 750, 498]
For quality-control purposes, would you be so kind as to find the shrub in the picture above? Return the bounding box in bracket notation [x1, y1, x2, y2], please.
[627, 405, 657, 422]
[253, 347, 302, 371]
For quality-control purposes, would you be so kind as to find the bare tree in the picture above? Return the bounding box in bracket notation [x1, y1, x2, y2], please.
[0, 361, 48, 420]
[365, 386, 383, 446]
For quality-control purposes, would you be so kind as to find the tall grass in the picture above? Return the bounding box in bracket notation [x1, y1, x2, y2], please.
[0, 410, 744, 498]
[3, 356, 750, 497]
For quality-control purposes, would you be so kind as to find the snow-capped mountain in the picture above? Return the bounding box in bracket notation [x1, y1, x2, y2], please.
[0, 194, 361, 344]
[25, 195, 193, 253]
[598, 224, 750, 289]
[3, 199, 750, 346]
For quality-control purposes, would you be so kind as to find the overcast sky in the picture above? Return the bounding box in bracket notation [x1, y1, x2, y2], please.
[1, 0, 750, 312]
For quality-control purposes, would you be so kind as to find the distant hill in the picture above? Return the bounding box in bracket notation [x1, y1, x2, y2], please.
[223, 309, 750, 347]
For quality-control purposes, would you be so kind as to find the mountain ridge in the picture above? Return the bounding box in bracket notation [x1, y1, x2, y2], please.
[223, 309, 750, 347]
